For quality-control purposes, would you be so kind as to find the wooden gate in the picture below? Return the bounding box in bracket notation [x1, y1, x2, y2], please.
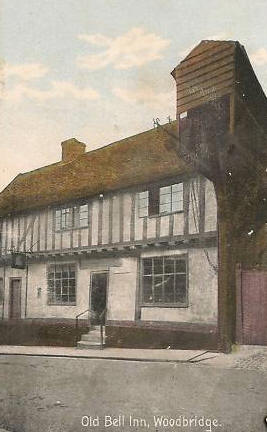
[236, 267, 267, 345]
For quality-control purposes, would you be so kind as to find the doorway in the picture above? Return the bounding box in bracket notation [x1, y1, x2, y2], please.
[90, 272, 108, 324]
[9, 278, 22, 319]
[236, 269, 267, 345]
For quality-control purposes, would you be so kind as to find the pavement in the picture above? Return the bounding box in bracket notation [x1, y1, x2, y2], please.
[1, 343, 267, 372]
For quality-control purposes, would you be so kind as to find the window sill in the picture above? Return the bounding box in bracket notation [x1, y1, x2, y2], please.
[55, 226, 88, 233]
[140, 303, 189, 309]
[139, 210, 184, 219]
[47, 303, 77, 307]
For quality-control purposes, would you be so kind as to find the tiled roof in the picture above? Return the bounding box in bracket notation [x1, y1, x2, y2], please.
[0, 122, 190, 216]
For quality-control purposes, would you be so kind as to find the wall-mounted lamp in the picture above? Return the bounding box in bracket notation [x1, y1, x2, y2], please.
[37, 287, 42, 298]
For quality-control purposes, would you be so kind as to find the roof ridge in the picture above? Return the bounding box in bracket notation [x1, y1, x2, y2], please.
[82, 120, 176, 157]
[4, 121, 177, 184]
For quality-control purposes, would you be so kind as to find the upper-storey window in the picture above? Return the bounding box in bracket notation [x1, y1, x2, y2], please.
[138, 182, 183, 217]
[55, 204, 88, 231]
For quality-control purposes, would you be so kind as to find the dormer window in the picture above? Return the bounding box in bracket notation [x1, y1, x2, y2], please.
[138, 182, 183, 217]
[55, 204, 88, 231]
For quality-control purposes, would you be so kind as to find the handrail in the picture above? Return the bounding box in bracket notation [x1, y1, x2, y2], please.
[75, 307, 96, 345]
[75, 308, 92, 320]
[99, 308, 107, 349]
[75, 307, 106, 347]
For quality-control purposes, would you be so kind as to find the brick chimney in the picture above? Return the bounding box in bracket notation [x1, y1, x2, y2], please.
[61, 138, 86, 162]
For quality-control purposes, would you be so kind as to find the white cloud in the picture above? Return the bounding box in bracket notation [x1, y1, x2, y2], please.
[1, 62, 49, 81]
[113, 85, 174, 110]
[179, 32, 229, 59]
[1, 81, 100, 103]
[250, 47, 267, 66]
[77, 27, 170, 70]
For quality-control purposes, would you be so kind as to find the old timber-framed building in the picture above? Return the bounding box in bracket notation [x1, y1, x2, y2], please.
[0, 123, 218, 348]
[1, 39, 267, 350]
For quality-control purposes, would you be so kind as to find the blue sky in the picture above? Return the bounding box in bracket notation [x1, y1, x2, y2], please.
[1, 0, 267, 190]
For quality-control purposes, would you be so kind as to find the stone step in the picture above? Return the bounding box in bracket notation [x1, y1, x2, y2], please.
[77, 340, 105, 350]
[80, 332, 104, 342]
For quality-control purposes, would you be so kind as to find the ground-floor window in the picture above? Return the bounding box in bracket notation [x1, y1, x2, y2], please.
[141, 255, 188, 306]
[47, 264, 76, 305]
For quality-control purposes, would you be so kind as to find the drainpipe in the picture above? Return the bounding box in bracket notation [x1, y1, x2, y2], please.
[24, 256, 29, 318]
[1, 260, 6, 320]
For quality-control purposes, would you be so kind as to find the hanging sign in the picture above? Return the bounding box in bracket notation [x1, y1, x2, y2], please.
[11, 252, 27, 269]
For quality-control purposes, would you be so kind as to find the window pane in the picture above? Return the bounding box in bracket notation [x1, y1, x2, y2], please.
[175, 274, 187, 303]
[79, 217, 88, 227]
[48, 279, 54, 288]
[154, 276, 164, 302]
[62, 279, 69, 288]
[69, 286, 75, 296]
[143, 258, 152, 275]
[172, 191, 183, 202]
[160, 186, 171, 195]
[159, 203, 171, 213]
[139, 191, 148, 199]
[80, 204, 88, 213]
[139, 197, 148, 208]
[55, 287, 62, 299]
[143, 276, 153, 302]
[139, 207, 148, 217]
[69, 279, 75, 287]
[62, 286, 68, 295]
[176, 260, 186, 273]
[79, 204, 88, 227]
[139, 192, 148, 217]
[154, 257, 163, 275]
[160, 193, 171, 205]
[55, 210, 61, 230]
[172, 183, 183, 192]
[164, 275, 175, 303]
[164, 257, 175, 274]
[62, 207, 73, 229]
[172, 200, 183, 212]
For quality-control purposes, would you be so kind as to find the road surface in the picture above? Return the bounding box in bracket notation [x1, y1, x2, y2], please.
[0, 354, 267, 432]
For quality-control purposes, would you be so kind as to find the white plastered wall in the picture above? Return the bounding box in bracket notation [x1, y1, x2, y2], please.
[0, 246, 217, 324]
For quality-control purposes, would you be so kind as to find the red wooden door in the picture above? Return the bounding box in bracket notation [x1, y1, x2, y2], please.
[241, 271, 267, 345]
[9, 279, 22, 319]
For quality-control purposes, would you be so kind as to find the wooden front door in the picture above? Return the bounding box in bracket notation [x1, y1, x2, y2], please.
[237, 270, 267, 345]
[90, 272, 108, 324]
[9, 279, 22, 319]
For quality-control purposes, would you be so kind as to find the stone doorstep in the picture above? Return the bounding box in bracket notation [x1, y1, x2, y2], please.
[77, 341, 104, 350]
[80, 333, 103, 342]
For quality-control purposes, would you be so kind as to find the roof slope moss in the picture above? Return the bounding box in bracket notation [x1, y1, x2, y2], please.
[0, 122, 190, 216]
